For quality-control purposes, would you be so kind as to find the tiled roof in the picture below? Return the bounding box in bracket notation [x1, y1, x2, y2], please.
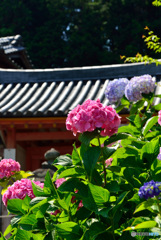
[0, 35, 33, 69]
[0, 35, 25, 54]
[0, 62, 161, 118]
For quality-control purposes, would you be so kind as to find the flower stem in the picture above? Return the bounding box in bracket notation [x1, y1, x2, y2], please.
[97, 137, 107, 186]
[103, 160, 107, 186]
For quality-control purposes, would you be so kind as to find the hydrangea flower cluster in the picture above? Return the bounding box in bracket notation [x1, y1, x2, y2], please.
[66, 99, 121, 137]
[138, 180, 161, 200]
[105, 78, 129, 104]
[0, 159, 20, 179]
[158, 110, 161, 126]
[125, 74, 155, 102]
[55, 178, 66, 188]
[2, 178, 44, 206]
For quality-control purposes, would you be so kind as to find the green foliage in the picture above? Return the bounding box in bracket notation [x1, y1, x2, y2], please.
[1, 83, 161, 239]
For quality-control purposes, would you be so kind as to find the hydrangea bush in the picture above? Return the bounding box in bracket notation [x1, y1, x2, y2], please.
[0, 159, 20, 179]
[0, 74, 161, 239]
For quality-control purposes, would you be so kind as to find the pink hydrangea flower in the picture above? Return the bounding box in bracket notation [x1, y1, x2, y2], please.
[105, 158, 113, 167]
[66, 99, 121, 137]
[0, 159, 20, 179]
[55, 178, 66, 188]
[158, 110, 161, 126]
[2, 178, 44, 206]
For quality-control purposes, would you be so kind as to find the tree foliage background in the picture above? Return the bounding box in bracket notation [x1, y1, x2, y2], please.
[1, 0, 161, 68]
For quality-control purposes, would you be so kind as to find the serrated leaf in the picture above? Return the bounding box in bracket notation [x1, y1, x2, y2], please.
[7, 199, 26, 215]
[55, 221, 82, 240]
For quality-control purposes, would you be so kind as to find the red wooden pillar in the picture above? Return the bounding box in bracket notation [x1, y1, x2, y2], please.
[6, 127, 16, 148]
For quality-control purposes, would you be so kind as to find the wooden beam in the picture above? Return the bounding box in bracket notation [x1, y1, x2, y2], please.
[0, 117, 66, 125]
[16, 131, 77, 141]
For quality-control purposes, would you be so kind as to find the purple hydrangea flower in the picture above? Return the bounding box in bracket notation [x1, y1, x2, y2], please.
[105, 78, 129, 104]
[138, 180, 161, 200]
[125, 74, 155, 102]
[157, 147, 161, 160]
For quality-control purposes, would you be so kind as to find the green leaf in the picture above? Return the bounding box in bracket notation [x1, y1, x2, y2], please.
[104, 133, 131, 146]
[19, 214, 37, 226]
[58, 178, 88, 198]
[72, 144, 82, 165]
[118, 125, 139, 137]
[55, 221, 82, 240]
[121, 95, 130, 107]
[134, 199, 157, 214]
[90, 136, 109, 146]
[22, 195, 31, 212]
[29, 197, 48, 212]
[127, 114, 141, 129]
[44, 170, 57, 197]
[84, 222, 107, 239]
[7, 199, 26, 215]
[82, 146, 101, 177]
[152, 103, 161, 110]
[111, 191, 129, 216]
[58, 167, 85, 179]
[124, 221, 157, 231]
[145, 130, 161, 139]
[141, 137, 160, 162]
[105, 181, 120, 193]
[0, 232, 6, 240]
[88, 183, 110, 206]
[142, 116, 159, 136]
[15, 229, 32, 240]
[54, 155, 73, 166]
[130, 100, 145, 114]
[79, 130, 99, 145]
[102, 145, 119, 159]
[123, 167, 141, 188]
[3, 225, 12, 237]
[32, 182, 48, 197]
[11, 216, 21, 227]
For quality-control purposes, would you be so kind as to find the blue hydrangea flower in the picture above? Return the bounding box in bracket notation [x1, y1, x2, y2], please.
[138, 180, 161, 199]
[105, 78, 129, 104]
[125, 74, 155, 102]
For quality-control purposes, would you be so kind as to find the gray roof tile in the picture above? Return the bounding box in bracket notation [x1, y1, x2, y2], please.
[0, 62, 161, 117]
